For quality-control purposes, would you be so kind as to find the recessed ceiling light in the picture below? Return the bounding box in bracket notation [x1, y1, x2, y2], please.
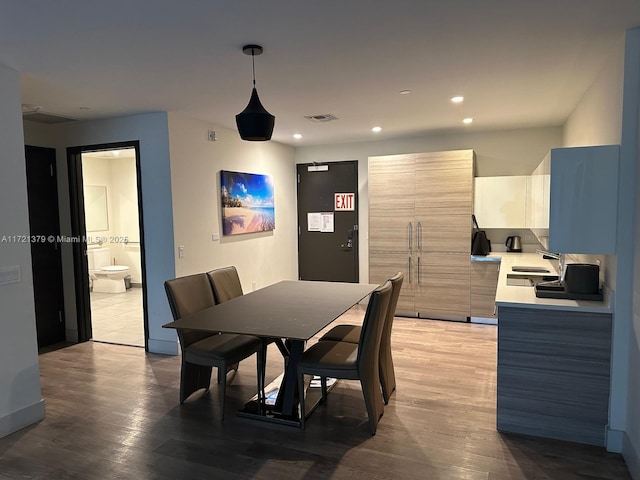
[463, 117, 473, 124]
[400, 90, 411, 95]
[293, 133, 302, 140]
[372, 126, 382, 133]
[451, 96, 464, 103]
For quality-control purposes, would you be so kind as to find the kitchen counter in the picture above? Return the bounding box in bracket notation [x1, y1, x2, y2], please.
[485, 252, 612, 313]
[488, 252, 613, 447]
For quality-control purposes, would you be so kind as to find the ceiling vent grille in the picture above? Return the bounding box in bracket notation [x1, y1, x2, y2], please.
[21, 105, 76, 124]
[304, 114, 338, 123]
[23, 111, 77, 124]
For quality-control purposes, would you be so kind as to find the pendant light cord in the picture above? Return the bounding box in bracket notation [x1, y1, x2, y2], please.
[252, 49, 256, 88]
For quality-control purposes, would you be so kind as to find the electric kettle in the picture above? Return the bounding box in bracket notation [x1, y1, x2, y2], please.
[505, 235, 522, 252]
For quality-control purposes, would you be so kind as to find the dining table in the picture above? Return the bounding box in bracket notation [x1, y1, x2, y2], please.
[163, 279, 378, 425]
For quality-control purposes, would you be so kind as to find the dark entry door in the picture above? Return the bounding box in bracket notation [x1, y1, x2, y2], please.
[25, 145, 66, 348]
[297, 161, 358, 282]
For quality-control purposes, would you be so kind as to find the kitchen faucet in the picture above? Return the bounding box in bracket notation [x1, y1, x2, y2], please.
[536, 249, 565, 283]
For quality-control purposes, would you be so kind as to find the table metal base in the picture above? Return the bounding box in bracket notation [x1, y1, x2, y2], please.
[237, 374, 337, 427]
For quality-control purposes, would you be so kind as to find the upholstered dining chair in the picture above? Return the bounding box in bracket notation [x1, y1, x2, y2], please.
[206, 266, 244, 304]
[164, 273, 264, 420]
[297, 280, 393, 435]
[206, 266, 277, 411]
[319, 272, 404, 404]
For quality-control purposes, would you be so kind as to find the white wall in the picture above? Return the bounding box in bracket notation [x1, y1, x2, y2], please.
[0, 65, 45, 437]
[294, 126, 562, 282]
[563, 30, 640, 476]
[624, 27, 640, 479]
[167, 113, 297, 289]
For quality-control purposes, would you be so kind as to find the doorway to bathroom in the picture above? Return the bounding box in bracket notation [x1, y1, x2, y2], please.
[68, 141, 148, 349]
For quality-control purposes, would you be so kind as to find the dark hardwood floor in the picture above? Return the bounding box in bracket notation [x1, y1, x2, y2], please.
[0, 309, 631, 479]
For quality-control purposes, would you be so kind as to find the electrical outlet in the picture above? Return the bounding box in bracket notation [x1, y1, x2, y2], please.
[208, 130, 217, 142]
[178, 245, 184, 258]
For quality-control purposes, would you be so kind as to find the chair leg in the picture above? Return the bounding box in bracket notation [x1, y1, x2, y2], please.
[360, 376, 384, 435]
[321, 376, 328, 403]
[256, 341, 267, 415]
[180, 362, 212, 403]
[219, 368, 226, 421]
[297, 371, 306, 429]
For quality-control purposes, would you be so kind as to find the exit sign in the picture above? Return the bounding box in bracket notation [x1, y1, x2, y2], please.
[335, 193, 355, 211]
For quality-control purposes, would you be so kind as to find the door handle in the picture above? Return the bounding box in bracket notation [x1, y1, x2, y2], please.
[341, 229, 354, 250]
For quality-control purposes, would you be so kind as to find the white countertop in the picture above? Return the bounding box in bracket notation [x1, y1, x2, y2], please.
[479, 252, 612, 314]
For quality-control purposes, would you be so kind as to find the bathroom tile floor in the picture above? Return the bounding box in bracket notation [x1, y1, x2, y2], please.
[90, 287, 144, 347]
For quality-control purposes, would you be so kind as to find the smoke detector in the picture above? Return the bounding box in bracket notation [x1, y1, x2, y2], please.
[304, 114, 338, 123]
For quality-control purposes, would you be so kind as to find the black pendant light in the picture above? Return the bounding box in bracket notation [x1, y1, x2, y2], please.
[235, 44, 275, 141]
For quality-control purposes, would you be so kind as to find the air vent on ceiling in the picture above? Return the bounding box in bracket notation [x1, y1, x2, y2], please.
[21, 105, 77, 124]
[304, 114, 338, 123]
[22, 111, 77, 124]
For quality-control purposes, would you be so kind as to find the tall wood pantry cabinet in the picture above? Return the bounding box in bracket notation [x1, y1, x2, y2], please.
[368, 149, 475, 321]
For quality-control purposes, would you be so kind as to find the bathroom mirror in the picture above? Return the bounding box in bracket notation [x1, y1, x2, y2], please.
[85, 185, 109, 231]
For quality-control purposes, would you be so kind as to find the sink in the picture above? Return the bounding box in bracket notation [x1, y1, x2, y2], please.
[506, 273, 559, 287]
[511, 266, 551, 273]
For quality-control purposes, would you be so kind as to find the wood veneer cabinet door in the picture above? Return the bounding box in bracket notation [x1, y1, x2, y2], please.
[414, 150, 474, 214]
[369, 252, 415, 316]
[368, 154, 415, 254]
[415, 253, 470, 320]
[470, 261, 500, 318]
[414, 150, 474, 319]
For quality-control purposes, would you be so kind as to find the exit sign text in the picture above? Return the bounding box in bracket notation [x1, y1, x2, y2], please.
[335, 193, 355, 211]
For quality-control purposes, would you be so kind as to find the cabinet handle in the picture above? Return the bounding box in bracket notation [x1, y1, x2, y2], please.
[417, 221, 422, 251]
[408, 256, 412, 284]
[408, 222, 413, 252]
[417, 256, 421, 284]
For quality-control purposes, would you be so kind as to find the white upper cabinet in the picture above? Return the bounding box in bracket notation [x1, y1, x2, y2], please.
[548, 145, 619, 254]
[473, 176, 528, 228]
[527, 153, 551, 249]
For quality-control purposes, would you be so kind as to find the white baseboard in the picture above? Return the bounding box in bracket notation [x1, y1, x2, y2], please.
[470, 316, 498, 325]
[607, 427, 624, 452]
[148, 338, 178, 355]
[623, 432, 640, 480]
[0, 399, 45, 439]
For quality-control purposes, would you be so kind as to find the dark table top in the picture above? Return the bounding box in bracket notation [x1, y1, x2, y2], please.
[163, 280, 378, 340]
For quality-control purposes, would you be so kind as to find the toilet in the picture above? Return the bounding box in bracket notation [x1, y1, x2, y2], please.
[87, 247, 130, 293]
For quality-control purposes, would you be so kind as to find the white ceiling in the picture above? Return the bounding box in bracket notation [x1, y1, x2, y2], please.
[4, 1, 640, 146]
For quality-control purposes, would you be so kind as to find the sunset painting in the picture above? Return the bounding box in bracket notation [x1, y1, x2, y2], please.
[220, 170, 275, 235]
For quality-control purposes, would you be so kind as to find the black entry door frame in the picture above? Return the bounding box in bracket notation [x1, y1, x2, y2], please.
[67, 141, 149, 349]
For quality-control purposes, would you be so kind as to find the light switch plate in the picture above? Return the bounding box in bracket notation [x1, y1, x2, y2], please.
[212, 233, 220, 241]
[0, 265, 21, 286]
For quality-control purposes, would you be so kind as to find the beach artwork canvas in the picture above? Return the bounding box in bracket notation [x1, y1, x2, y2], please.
[220, 170, 275, 235]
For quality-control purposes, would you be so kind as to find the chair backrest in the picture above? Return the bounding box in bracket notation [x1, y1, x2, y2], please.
[164, 273, 217, 348]
[381, 271, 404, 343]
[207, 266, 243, 304]
[356, 280, 393, 368]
